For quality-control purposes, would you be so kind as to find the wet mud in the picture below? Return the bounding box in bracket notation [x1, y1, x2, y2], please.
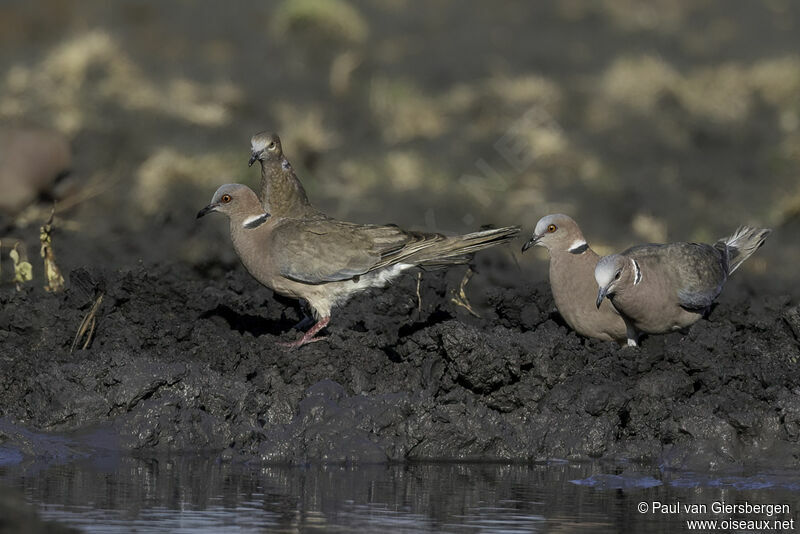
[1, 249, 798, 470]
[0, 0, 799, 480]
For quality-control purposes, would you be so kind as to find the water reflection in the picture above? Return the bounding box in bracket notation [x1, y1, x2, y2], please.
[1, 457, 797, 533]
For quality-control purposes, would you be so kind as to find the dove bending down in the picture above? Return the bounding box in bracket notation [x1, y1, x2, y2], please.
[197, 184, 520, 348]
[522, 214, 627, 342]
[594, 226, 771, 346]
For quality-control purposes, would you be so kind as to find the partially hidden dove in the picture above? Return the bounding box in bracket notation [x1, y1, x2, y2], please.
[522, 214, 627, 342]
[248, 132, 322, 219]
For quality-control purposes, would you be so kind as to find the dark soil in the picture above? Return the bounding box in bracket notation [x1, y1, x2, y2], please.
[0, 0, 799, 475]
[1, 248, 798, 470]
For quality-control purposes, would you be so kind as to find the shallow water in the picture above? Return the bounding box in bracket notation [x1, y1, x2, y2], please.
[2, 455, 798, 533]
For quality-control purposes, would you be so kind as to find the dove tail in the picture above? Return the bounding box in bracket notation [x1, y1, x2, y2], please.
[415, 225, 521, 267]
[716, 226, 771, 275]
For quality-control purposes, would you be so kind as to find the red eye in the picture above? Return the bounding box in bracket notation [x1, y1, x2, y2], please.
[547, 224, 557, 233]
[221, 194, 232, 203]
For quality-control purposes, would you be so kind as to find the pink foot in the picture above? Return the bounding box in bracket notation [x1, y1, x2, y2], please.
[279, 316, 330, 350]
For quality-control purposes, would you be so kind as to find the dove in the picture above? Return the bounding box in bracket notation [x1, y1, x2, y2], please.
[248, 132, 321, 219]
[197, 184, 520, 348]
[594, 226, 771, 346]
[522, 214, 627, 342]
[0, 126, 71, 216]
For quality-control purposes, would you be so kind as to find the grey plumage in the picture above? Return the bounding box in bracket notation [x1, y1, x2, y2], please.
[198, 183, 520, 348]
[715, 226, 772, 275]
[595, 226, 771, 346]
[522, 214, 627, 343]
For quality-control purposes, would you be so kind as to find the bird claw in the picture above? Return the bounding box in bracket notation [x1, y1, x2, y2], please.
[278, 316, 331, 349]
[450, 268, 481, 318]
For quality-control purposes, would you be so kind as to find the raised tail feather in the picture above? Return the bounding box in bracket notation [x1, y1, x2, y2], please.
[413, 225, 521, 267]
[715, 226, 771, 275]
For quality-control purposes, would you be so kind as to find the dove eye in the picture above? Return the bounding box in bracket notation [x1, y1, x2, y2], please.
[268, 141, 276, 150]
[547, 224, 557, 233]
[614, 271, 621, 280]
[221, 194, 232, 203]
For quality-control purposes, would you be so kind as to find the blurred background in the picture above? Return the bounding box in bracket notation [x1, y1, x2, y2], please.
[0, 0, 798, 293]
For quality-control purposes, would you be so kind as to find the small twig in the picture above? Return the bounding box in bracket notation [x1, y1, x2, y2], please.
[415, 271, 423, 313]
[52, 169, 114, 214]
[450, 268, 481, 318]
[71, 292, 104, 353]
[15, 168, 118, 228]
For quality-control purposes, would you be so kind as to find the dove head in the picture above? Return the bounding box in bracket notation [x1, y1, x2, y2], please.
[249, 132, 283, 166]
[594, 254, 630, 308]
[521, 214, 587, 254]
[196, 183, 269, 228]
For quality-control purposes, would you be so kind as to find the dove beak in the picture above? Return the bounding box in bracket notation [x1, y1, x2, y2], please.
[596, 286, 609, 309]
[248, 152, 259, 167]
[521, 234, 541, 253]
[196, 203, 218, 219]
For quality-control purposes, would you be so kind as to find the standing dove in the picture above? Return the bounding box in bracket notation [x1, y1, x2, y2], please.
[594, 226, 770, 346]
[521, 214, 627, 342]
[197, 183, 520, 348]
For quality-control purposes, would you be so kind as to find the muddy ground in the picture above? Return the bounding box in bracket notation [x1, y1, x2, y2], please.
[1, 0, 800, 472]
[1, 246, 798, 470]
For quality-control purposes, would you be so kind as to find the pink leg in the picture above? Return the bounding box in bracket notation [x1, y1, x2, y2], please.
[279, 316, 331, 349]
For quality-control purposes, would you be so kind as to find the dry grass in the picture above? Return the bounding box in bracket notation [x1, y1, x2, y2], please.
[601, 54, 800, 124]
[631, 213, 668, 243]
[40, 207, 65, 293]
[10, 242, 32, 290]
[0, 31, 242, 134]
[369, 77, 448, 143]
[71, 292, 104, 353]
[135, 148, 241, 215]
[272, 103, 338, 156]
[273, 0, 368, 45]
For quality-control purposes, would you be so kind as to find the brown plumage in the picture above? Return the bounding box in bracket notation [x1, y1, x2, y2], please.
[248, 132, 321, 219]
[0, 126, 71, 216]
[522, 214, 627, 343]
[198, 184, 520, 348]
